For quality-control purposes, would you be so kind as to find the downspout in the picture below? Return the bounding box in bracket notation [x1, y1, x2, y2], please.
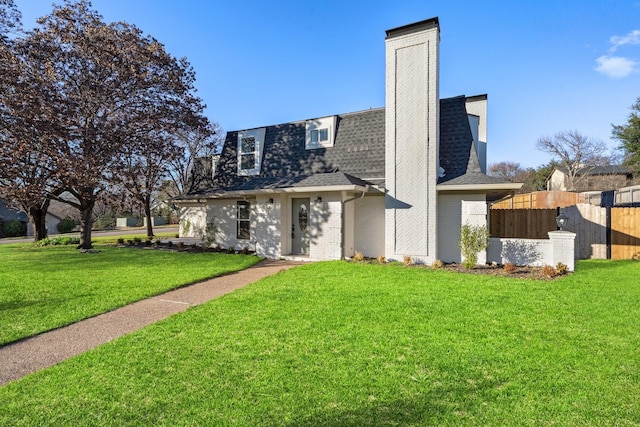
[340, 186, 369, 259]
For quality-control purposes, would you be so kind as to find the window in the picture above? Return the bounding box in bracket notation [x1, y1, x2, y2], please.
[310, 128, 329, 144]
[239, 137, 256, 171]
[237, 128, 266, 176]
[236, 201, 250, 240]
[305, 116, 336, 149]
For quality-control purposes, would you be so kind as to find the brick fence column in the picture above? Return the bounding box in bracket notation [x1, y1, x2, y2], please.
[548, 230, 576, 271]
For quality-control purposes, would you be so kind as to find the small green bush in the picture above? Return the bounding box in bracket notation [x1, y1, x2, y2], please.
[56, 217, 77, 234]
[2, 220, 27, 237]
[458, 223, 490, 270]
[35, 236, 80, 247]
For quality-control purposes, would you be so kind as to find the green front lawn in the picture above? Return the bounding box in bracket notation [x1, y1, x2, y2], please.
[1, 260, 639, 425]
[0, 243, 261, 346]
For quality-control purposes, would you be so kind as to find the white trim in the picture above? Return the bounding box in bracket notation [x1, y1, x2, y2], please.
[436, 183, 522, 192]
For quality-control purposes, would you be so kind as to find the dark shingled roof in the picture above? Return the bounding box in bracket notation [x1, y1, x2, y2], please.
[208, 108, 385, 193]
[195, 95, 509, 195]
[556, 165, 632, 176]
[437, 96, 510, 186]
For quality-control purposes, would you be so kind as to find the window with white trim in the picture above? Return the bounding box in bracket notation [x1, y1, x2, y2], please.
[237, 128, 266, 176]
[239, 137, 256, 171]
[236, 201, 250, 240]
[305, 116, 336, 149]
[310, 128, 329, 144]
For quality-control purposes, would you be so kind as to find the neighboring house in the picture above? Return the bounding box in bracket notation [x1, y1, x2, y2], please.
[174, 18, 521, 263]
[0, 199, 28, 237]
[0, 198, 65, 237]
[547, 165, 635, 192]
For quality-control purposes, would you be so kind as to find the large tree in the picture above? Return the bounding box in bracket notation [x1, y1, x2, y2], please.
[30, 0, 208, 248]
[487, 161, 530, 182]
[536, 130, 608, 191]
[164, 123, 223, 198]
[0, 0, 21, 38]
[0, 2, 63, 240]
[612, 97, 640, 174]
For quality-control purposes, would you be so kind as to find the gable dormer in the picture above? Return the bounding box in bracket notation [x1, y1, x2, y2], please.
[237, 127, 266, 176]
[305, 116, 336, 149]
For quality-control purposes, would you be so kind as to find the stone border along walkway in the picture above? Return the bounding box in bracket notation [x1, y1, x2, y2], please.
[0, 259, 303, 386]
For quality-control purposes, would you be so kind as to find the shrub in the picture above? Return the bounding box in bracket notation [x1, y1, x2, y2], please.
[403, 256, 413, 266]
[133, 237, 142, 245]
[458, 223, 490, 270]
[432, 259, 444, 269]
[542, 265, 557, 279]
[117, 238, 125, 245]
[56, 217, 76, 234]
[555, 262, 568, 275]
[353, 251, 365, 262]
[227, 247, 236, 254]
[200, 221, 218, 248]
[93, 214, 116, 229]
[377, 255, 386, 264]
[2, 220, 26, 237]
[35, 236, 80, 247]
[241, 246, 250, 254]
[503, 262, 517, 274]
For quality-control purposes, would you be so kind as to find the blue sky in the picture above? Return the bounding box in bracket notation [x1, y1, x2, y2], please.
[13, 0, 640, 168]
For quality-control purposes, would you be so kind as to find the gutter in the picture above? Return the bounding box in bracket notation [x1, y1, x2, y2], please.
[340, 186, 369, 259]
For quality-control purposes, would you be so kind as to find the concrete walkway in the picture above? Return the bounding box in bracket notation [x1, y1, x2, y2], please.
[0, 259, 302, 386]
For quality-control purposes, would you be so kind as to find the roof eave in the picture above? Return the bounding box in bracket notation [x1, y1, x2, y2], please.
[173, 184, 370, 203]
[436, 182, 523, 192]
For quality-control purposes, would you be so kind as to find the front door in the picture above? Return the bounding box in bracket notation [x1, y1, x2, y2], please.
[291, 198, 310, 255]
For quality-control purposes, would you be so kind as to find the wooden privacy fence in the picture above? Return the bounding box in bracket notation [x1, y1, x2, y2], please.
[489, 209, 557, 239]
[491, 191, 582, 209]
[492, 204, 640, 259]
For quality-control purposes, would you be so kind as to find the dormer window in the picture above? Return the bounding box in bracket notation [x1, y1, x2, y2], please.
[305, 116, 336, 149]
[310, 128, 329, 144]
[240, 137, 256, 170]
[237, 128, 266, 176]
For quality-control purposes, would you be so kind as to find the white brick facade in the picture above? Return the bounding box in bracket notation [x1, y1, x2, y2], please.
[385, 20, 440, 264]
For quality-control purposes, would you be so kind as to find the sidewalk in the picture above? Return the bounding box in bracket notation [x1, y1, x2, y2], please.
[0, 259, 303, 386]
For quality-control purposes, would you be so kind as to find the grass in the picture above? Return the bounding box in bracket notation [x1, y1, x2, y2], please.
[1, 259, 639, 425]
[0, 241, 261, 346]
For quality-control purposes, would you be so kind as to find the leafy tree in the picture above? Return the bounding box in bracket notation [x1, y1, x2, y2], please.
[612, 97, 640, 174]
[536, 130, 608, 191]
[29, 0, 209, 248]
[0, 8, 63, 241]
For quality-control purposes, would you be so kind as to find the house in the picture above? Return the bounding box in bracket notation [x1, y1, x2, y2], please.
[546, 165, 636, 192]
[174, 18, 521, 264]
[0, 199, 28, 237]
[0, 198, 65, 237]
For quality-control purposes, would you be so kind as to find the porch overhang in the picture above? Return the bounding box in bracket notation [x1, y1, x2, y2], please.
[172, 184, 371, 203]
[437, 182, 523, 202]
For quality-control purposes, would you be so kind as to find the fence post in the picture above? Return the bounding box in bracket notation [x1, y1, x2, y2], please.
[606, 206, 612, 260]
[548, 231, 576, 271]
